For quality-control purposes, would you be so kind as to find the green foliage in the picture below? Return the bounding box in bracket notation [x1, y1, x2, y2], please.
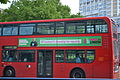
[70, 13, 84, 18]
[0, 0, 9, 4]
[0, 0, 83, 22]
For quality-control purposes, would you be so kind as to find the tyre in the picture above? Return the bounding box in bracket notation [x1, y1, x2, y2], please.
[70, 69, 85, 78]
[4, 67, 15, 77]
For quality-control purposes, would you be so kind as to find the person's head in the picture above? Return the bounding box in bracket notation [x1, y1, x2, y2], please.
[32, 38, 36, 41]
[76, 53, 79, 57]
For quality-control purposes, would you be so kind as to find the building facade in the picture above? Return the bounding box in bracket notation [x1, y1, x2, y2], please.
[79, 0, 120, 17]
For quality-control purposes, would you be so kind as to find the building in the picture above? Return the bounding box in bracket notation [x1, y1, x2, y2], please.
[79, 0, 120, 17]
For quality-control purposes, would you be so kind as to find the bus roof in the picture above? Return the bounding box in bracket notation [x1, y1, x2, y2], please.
[0, 16, 110, 25]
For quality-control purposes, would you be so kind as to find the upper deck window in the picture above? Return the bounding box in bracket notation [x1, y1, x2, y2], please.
[66, 22, 76, 34]
[66, 21, 86, 34]
[95, 19, 108, 33]
[3, 25, 18, 36]
[86, 20, 95, 33]
[55, 22, 64, 34]
[37, 22, 55, 34]
[19, 24, 35, 35]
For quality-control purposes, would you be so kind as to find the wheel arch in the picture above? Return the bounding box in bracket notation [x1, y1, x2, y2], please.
[69, 67, 86, 78]
[3, 65, 16, 77]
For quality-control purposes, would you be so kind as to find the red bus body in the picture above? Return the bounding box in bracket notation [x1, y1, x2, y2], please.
[0, 17, 119, 78]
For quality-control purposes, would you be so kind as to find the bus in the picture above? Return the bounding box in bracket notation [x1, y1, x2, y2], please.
[0, 17, 119, 79]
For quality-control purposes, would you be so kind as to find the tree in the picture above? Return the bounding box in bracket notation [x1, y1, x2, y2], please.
[0, 0, 9, 4]
[0, 0, 83, 22]
[70, 13, 84, 18]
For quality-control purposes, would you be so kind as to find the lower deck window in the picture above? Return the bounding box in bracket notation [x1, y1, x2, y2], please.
[55, 50, 64, 63]
[2, 50, 18, 62]
[66, 50, 85, 63]
[2, 50, 35, 62]
[19, 50, 35, 62]
[55, 50, 95, 63]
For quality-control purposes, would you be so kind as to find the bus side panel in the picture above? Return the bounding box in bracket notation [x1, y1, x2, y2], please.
[53, 63, 66, 78]
[93, 48, 112, 78]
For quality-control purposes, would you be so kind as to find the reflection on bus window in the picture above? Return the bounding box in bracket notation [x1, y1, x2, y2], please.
[56, 22, 64, 34]
[86, 25, 94, 33]
[3, 26, 18, 36]
[56, 50, 64, 63]
[86, 50, 95, 63]
[37, 23, 55, 34]
[95, 25, 108, 33]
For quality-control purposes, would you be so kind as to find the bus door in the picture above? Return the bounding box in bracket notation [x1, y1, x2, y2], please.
[37, 50, 53, 77]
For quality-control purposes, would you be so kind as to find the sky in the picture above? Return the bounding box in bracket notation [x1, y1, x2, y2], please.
[0, 0, 79, 14]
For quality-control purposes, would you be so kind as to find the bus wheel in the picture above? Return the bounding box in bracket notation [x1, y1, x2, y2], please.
[70, 69, 85, 78]
[4, 67, 15, 77]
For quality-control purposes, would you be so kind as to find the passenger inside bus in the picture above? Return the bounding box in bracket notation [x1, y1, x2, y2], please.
[76, 53, 84, 63]
[8, 51, 16, 61]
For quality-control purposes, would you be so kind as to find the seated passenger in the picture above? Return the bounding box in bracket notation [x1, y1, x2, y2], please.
[76, 53, 81, 63]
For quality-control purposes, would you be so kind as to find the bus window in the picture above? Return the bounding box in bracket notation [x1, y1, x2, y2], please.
[37, 23, 55, 34]
[2, 50, 18, 62]
[66, 50, 85, 63]
[76, 50, 85, 63]
[3, 25, 18, 36]
[66, 23, 76, 34]
[86, 25, 94, 33]
[95, 25, 108, 33]
[95, 19, 108, 33]
[55, 22, 64, 34]
[113, 40, 118, 58]
[86, 20, 94, 33]
[19, 24, 35, 35]
[55, 50, 64, 63]
[76, 25, 85, 33]
[66, 50, 76, 63]
[86, 50, 95, 63]
[18, 50, 35, 62]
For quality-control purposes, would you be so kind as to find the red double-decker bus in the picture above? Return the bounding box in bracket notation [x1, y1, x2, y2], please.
[0, 17, 119, 78]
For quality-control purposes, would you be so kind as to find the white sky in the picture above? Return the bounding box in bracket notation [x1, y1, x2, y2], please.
[0, 0, 79, 14]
